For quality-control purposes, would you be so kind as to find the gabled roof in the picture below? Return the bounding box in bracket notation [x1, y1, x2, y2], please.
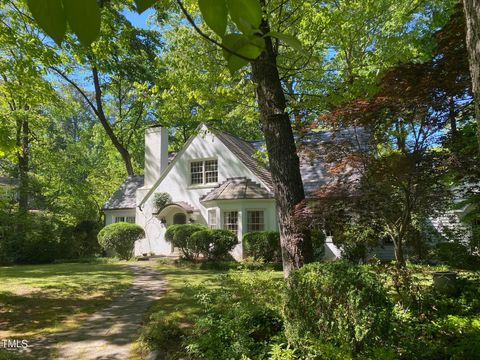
[201, 177, 274, 202]
[214, 130, 273, 190]
[102, 176, 144, 210]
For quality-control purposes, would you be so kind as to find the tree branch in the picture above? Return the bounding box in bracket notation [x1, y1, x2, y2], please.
[49, 66, 100, 118]
[175, 0, 256, 62]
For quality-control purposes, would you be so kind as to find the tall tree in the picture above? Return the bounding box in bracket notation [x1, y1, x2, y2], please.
[462, 0, 480, 150]
[23, 0, 458, 275]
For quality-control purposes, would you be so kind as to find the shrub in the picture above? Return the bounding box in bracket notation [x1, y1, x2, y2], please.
[186, 271, 284, 359]
[153, 192, 172, 212]
[243, 231, 281, 263]
[284, 261, 392, 357]
[97, 222, 144, 260]
[73, 220, 102, 257]
[435, 241, 479, 269]
[190, 229, 238, 260]
[4, 213, 63, 264]
[311, 229, 326, 260]
[167, 224, 207, 259]
[138, 317, 184, 351]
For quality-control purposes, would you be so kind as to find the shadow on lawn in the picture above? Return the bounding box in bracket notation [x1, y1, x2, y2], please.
[0, 291, 108, 335]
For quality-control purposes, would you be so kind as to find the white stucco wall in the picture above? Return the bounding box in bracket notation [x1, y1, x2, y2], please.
[104, 209, 136, 226]
[135, 126, 278, 259]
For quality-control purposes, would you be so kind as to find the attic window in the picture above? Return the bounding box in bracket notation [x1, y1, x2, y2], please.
[190, 159, 218, 185]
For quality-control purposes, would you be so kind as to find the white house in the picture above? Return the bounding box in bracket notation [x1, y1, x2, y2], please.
[103, 124, 280, 259]
[102, 123, 474, 260]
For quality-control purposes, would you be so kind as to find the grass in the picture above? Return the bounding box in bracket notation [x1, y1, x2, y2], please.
[0, 261, 132, 338]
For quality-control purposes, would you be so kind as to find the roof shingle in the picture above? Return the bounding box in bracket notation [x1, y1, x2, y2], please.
[102, 176, 144, 210]
[201, 177, 274, 202]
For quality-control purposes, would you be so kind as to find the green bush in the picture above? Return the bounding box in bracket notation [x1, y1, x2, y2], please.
[167, 224, 207, 259]
[190, 229, 238, 260]
[153, 192, 172, 212]
[435, 241, 479, 269]
[138, 317, 184, 351]
[186, 270, 284, 359]
[60, 220, 102, 259]
[3, 213, 63, 264]
[243, 231, 281, 263]
[284, 261, 392, 357]
[97, 222, 144, 260]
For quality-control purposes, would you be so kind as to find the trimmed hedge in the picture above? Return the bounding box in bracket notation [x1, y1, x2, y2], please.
[97, 222, 144, 260]
[243, 231, 281, 263]
[165, 224, 238, 260]
[189, 229, 238, 260]
[284, 261, 392, 356]
[165, 224, 207, 259]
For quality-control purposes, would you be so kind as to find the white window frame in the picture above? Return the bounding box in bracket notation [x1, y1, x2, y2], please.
[208, 209, 217, 229]
[189, 158, 218, 186]
[246, 210, 265, 232]
[223, 211, 239, 235]
[126, 216, 135, 224]
[115, 216, 125, 223]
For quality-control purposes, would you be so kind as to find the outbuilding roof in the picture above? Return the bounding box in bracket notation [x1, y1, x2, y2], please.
[102, 176, 144, 210]
[200, 177, 274, 202]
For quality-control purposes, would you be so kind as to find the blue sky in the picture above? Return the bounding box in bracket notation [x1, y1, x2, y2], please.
[123, 8, 154, 29]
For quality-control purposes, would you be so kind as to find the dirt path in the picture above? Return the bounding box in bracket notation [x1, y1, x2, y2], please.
[27, 264, 165, 360]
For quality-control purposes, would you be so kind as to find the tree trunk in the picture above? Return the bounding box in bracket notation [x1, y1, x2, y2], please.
[251, 20, 313, 278]
[393, 237, 405, 268]
[449, 96, 457, 136]
[91, 66, 135, 176]
[463, 0, 480, 151]
[16, 116, 29, 214]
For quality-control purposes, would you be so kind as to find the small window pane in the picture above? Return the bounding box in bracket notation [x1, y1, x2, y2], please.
[205, 160, 218, 183]
[247, 211, 264, 232]
[208, 209, 217, 229]
[191, 161, 204, 185]
[223, 211, 238, 234]
[126, 216, 135, 224]
[115, 216, 125, 223]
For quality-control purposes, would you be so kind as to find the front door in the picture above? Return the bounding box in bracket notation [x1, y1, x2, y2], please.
[173, 213, 186, 225]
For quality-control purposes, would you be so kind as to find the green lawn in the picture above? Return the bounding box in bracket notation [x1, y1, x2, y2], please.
[0, 262, 132, 338]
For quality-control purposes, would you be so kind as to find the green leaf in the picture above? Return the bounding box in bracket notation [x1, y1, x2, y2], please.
[264, 31, 303, 51]
[135, 0, 157, 14]
[27, 0, 66, 45]
[222, 33, 264, 73]
[226, 0, 262, 34]
[63, 0, 101, 47]
[198, 0, 228, 37]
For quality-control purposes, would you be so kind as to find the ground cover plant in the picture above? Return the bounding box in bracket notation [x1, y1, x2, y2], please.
[137, 259, 480, 359]
[0, 262, 132, 338]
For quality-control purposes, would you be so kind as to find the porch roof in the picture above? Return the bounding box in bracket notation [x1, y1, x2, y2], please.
[200, 177, 274, 202]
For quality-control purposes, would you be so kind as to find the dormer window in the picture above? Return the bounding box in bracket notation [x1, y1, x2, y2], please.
[190, 159, 218, 185]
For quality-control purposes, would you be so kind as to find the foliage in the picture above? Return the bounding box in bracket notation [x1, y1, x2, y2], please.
[0, 212, 67, 265]
[333, 223, 381, 263]
[153, 192, 172, 213]
[283, 262, 392, 357]
[167, 224, 208, 260]
[185, 270, 284, 359]
[243, 231, 282, 263]
[60, 220, 102, 259]
[138, 318, 184, 351]
[435, 242, 480, 269]
[189, 229, 238, 260]
[97, 222, 144, 260]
